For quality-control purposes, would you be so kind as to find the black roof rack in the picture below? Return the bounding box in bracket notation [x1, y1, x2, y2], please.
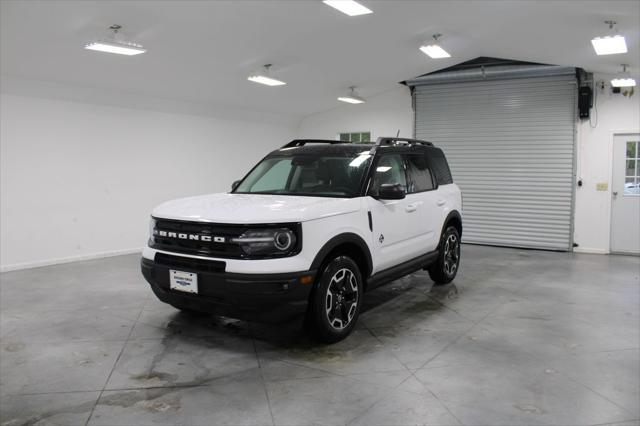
[281, 139, 351, 148]
[375, 137, 433, 147]
[279, 137, 433, 150]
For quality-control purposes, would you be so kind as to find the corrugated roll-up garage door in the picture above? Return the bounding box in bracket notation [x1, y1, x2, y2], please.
[409, 68, 577, 250]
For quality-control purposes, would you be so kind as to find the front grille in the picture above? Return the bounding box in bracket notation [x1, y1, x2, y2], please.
[151, 218, 247, 258]
[155, 253, 225, 273]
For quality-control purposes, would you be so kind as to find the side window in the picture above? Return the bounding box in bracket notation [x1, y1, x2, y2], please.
[369, 154, 407, 196]
[249, 159, 292, 192]
[405, 154, 435, 193]
[427, 148, 453, 185]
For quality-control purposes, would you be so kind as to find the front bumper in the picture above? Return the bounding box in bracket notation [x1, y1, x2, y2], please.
[141, 253, 315, 323]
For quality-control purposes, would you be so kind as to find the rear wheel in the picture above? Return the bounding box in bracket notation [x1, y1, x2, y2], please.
[428, 226, 461, 285]
[307, 255, 363, 343]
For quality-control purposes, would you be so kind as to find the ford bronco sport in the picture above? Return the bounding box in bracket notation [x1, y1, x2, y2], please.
[141, 137, 462, 342]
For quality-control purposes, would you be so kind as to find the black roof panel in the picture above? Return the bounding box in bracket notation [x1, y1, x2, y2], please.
[269, 143, 374, 157]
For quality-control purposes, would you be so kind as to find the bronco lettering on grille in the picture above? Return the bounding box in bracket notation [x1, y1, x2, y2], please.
[154, 229, 225, 243]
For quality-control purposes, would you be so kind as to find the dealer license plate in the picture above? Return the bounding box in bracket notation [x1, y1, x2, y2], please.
[169, 270, 198, 294]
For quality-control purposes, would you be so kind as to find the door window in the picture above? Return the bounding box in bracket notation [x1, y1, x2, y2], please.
[369, 154, 407, 196]
[625, 141, 640, 195]
[405, 154, 435, 193]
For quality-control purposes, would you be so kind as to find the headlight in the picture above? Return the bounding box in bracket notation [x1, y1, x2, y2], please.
[148, 217, 157, 245]
[231, 228, 298, 257]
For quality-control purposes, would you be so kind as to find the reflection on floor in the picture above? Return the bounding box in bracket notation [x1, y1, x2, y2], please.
[1, 245, 639, 425]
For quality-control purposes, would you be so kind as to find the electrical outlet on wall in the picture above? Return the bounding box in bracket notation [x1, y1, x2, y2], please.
[596, 182, 609, 191]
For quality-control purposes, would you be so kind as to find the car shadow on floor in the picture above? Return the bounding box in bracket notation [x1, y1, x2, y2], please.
[162, 274, 459, 348]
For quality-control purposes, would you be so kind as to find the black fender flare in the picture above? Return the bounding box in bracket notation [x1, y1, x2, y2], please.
[441, 210, 463, 240]
[310, 233, 373, 278]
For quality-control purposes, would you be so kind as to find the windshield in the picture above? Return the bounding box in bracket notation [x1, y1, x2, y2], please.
[234, 151, 373, 197]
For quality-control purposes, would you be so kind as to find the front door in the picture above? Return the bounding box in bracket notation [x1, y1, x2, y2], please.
[611, 134, 640, 254]
[366, 154, 418, 272]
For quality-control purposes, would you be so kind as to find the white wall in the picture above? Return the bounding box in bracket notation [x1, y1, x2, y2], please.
[298, 77, 640, 254]
[2, 74, 637, 270]
[574, 76, 640, 254]
[297, 86, 413, 140]
[0, 94, 295, 271]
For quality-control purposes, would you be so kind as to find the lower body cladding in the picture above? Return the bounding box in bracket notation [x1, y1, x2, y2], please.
[141, 253, 315, 323]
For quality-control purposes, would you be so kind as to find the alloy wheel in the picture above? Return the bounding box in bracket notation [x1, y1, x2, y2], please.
[443, 234, 460, 276]
[325, 268, 359, 330]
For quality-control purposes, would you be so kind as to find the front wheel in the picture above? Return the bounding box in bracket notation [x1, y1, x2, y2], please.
[307, 255, 363, 343]
[428, 226, 461, 285]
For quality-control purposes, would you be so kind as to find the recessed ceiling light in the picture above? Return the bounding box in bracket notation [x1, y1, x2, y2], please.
[592, 21, 628, 55]
[84, 25, 146, 56]
[611, 64, 636, 87]
[323, 0, 372, 16]
[338, 86, 366, 104]
[420, 34, 451, 59]
[247, 64, 287, 86]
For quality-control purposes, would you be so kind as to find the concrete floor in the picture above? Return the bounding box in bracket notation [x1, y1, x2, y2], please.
[0, 245, 638, 426]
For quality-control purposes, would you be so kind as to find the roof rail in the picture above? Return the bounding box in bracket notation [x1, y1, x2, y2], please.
[281, 139, 351, 148]
[375, 137, 433, 147]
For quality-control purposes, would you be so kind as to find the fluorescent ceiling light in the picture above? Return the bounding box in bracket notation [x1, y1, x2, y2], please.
[376, 166, 391, 172]
[420, 34, 451, 59]
[611, 64, 636, 87]
[611, 78, 636, 87]
[323, 0, 372, 16]
[591, 35, 627, 55]
[419, 44, 451, 59]
[592, 21, 627, 55]
[338, 96, 365, 104]
[247, 75, 286, 86]
[247, 64, 287, 86]
[338, 86, 365, 104]
[85, 40, 146, 56]
[84, 25, 146, 56]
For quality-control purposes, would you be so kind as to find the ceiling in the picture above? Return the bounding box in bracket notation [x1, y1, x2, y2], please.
[1, 0, 639, 120]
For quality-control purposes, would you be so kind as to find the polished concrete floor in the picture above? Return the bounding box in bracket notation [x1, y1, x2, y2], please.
[0, 245, 638, 426]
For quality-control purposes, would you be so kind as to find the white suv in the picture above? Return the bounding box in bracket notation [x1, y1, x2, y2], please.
[142, 137, 462, 342]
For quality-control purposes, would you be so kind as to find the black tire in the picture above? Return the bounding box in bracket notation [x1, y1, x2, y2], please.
[307, 255, 363, 343]
[428, 226, 461, 285]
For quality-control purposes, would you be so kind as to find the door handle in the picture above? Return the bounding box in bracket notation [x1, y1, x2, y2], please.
[437, 199, 446, 207]
[613, 191, 618, 197]
[406, 204, 418, 213]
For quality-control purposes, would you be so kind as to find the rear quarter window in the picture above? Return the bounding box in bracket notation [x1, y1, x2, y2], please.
[405, 154, 435, 192]
[426, 148, 453, 185]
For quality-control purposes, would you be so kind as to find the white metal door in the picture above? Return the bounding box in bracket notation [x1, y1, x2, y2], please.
[413, 75, 576, 250]
[611, 134, 640, 254]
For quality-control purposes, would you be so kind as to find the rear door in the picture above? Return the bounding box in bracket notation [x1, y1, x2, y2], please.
[404, 153, 441, 252]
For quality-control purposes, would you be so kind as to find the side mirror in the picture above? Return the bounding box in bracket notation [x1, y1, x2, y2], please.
[377, 183, 406, 200]
[231, 180, 241, 191]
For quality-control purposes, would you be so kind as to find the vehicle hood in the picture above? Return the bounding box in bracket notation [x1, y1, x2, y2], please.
[152, 193, 362, 224]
